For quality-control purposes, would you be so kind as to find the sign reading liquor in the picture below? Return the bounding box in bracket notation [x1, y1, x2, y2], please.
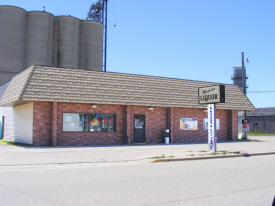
[198, 85, 225, 104]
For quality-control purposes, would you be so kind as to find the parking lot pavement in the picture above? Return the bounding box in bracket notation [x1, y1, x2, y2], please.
[0, 136, 274, 167]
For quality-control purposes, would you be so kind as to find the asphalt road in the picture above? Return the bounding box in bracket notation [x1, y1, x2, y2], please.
[0, 155, 274, 206]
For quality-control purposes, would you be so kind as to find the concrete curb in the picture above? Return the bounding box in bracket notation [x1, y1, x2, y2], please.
[150, 152, 275, 163]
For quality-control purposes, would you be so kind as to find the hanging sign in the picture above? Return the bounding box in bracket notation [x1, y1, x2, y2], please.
[198, 85, 225, 104]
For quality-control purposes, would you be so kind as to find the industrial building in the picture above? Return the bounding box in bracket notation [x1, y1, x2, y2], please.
[231, 63, 250, 133]
[0, 5, 255, 146]
[247, 108, 275, 134]
[0, 5, 103, 86]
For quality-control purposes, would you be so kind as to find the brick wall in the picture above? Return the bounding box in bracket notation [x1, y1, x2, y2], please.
[32, 102, 238, 146]
[55, 103, 124, 146]
[171, 108, 207, 143]
[171, 108, 236, 143]
[33, 102, 52, 146]
[127, 106, 167, 144]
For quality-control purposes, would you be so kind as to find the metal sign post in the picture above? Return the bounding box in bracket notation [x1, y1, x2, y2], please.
[198, 85, 225, 152]
[208, 104, 216, 151]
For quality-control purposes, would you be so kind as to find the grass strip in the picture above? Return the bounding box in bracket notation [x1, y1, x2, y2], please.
[0, 139, 32, 146]
[248, 131, 275, 136]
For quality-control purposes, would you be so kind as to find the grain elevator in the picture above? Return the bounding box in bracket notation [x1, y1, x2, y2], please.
[0, 5, 103, 85]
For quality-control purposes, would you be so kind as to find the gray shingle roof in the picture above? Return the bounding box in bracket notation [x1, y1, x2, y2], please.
[0, 65, 255, 110]
[0, 81, 10, 100]
[0, 67, 34, 106]
[247, 107, 275, 116]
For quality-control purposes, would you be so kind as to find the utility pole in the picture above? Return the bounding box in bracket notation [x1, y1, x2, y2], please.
[241, 52, 249, 139]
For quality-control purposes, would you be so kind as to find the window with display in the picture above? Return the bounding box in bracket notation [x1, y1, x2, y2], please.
[63, 113, 115, 132]
[90, 114, 115, 132]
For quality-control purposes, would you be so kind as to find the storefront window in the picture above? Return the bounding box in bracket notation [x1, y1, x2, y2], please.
[63, 113, 89, 132]
[63, 113, 115, 132]
[90, 114, 115, 132]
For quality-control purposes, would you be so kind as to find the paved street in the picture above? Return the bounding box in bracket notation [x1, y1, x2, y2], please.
[0, 136, 275, 205]
[0, 154, 274, 206]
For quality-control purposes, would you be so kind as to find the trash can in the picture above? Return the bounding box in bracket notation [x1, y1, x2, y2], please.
[165, 137, 169, 144]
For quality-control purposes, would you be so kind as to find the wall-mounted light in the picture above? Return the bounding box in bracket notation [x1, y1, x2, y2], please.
[91, 104, 97, 108]
[148, 106, 154, 111]
[203, 109, 208, 112]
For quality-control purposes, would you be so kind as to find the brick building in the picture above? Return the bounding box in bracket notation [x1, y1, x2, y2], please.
[0, 65, 255, 146]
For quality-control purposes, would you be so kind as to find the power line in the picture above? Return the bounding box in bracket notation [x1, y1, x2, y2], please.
[248, 90, 275, 93]
[250, 99, 275, 102]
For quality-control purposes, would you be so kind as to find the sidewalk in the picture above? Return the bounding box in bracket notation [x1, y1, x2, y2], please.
[0, 136, 275, 167]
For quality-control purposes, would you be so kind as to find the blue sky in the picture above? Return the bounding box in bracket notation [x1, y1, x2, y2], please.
[2, 0, 275, 108]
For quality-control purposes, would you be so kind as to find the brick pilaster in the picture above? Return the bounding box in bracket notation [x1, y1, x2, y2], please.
[231, 110, 238, 141]
[169, 107, 174, 143]
[126, 105, 131, 144]
[52, 102, 58, 146]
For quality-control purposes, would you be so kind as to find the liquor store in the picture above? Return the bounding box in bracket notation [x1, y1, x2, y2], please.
[0, 65, 255, 146]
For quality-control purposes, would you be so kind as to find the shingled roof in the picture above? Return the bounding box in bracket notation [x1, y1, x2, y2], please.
[247, 107, 275, 116]
[0, 65, 255, 110]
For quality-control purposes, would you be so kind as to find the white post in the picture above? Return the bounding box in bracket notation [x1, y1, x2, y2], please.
[208, 104, 217, 151]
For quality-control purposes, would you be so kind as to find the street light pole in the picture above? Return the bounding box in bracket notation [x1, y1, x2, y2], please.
[242, 52, 246, 95]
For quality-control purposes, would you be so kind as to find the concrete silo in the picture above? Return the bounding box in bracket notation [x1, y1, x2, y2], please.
[0, 6, 27, 85]
[0, 5, 104, 86]
[55, 16, 80, 69]
[25, 11, 55, 69]
[80, 20, 103, 72]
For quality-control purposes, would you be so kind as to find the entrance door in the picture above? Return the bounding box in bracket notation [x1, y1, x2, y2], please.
[134, 115, 145, 143]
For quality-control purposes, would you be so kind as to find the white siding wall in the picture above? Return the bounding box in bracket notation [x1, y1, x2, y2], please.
[0, 106, 15, 141]
[13, 102, 33, 145]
